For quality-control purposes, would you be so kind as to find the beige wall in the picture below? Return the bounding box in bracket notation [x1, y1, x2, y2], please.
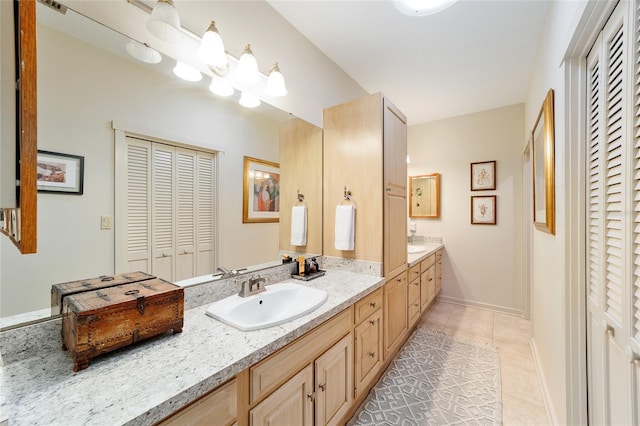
[408, 104, 525, 314]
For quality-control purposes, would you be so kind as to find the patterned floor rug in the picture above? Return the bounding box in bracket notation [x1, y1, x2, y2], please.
[348, 327, 502, 425]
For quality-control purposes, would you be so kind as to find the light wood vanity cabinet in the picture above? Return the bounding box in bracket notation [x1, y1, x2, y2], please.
[384, 271, 408, 359]
[250, 365, 314, 426]
[435, 249, 443, 294]
[408, 264, 422, 328]
[249, 308, 353, 426]
[420, 254, 437, 311]
[354, 288, 383, 398]
[158, 378, 237, 426]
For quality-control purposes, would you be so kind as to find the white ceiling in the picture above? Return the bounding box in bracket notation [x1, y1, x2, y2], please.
[266, 0, 550, 125]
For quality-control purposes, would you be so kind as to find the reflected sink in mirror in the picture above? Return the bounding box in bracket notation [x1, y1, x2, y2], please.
[407, 245, 428, 254]
[206, 282, 328, 331]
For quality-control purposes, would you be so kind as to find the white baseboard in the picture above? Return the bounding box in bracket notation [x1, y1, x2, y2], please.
[529, 338, 558, 425]
[437, 295, 524, 317]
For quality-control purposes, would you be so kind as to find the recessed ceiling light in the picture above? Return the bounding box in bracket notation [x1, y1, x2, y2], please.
[394, 0, 458, 17]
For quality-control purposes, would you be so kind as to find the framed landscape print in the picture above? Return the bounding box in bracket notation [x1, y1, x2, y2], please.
[36, 150, 84, 195]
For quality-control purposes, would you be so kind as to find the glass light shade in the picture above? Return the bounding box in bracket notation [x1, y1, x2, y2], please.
[197, 21, 228, 68]
[406, 154, 411, 164]
[265, 63, 287, 97]
[236, 44, 260, 84]
[126, 40, 162, 64]
[146, 0, 182, 43]
[173, 61, 202, 82]
[394, 0, 458, 16]
[209, 77, 234, 97]
[239, 91, 260, 108]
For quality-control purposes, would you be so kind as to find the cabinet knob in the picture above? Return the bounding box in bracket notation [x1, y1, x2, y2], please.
[318, 383, 326, 392]
[307, 392, 316, 401]
[369, 351, 375, 358]
[386, 187, 392, 191]
[414, 303, 419, 307]
[396, 278, 402, 283]
[429, 278, 433, 282]
[413, 282, 419, 286]
[370, 302, 377, 308]
[370, 319, 376, 325]
[414, 271, 419, 275]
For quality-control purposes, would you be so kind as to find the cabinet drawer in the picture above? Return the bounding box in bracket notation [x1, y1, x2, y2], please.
[408, 276, 420, 302]
[354, 287, 383, 324]
[421, 253, 436, 271]
[159, 378, 237, 426]
[250, 308, 351, 404]
[408, 264, 421, 282]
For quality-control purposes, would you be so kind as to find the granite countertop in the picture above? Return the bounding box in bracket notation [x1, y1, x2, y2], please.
[0, 270, 384, 426]
[407, 242, 444, 267]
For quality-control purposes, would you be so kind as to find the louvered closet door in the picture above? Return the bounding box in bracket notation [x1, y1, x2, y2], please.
[175, 148, 196, 281]
[124, 137, 152, 273]
[151, 144, 176, 281]
[585, 2, 637, 424]
[196, 152, 215, 276]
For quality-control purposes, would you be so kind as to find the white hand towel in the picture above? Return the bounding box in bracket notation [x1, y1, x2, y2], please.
[335, 205, 355, 250]
[290, 205, 307, 246]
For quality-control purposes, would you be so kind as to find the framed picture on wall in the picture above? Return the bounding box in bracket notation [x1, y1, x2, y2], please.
[36, 150, 84, 195]
[471, 195, 497, 225]
[532, 89, 555, 235]
[243, 156, 280, 223]
[470, 160, 496, 191]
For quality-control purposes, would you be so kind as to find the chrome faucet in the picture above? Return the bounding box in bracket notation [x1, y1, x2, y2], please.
[214, 267, 246, 279]
[239, 275, 266, 298]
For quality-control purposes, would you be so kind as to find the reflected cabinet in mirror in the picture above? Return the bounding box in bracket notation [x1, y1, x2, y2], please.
[0, 1, 322, 325]
[409, 173, 440, 219]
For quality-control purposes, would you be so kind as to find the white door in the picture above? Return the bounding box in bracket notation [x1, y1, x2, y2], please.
[151, 143, 176, 281]
[585, 2, 640, 424]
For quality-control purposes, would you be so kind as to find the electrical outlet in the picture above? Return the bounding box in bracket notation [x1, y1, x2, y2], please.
[100, 215, 112, 230]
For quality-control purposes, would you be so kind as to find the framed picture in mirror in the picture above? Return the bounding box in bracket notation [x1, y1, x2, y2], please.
[36, 150, 84, 195]
[531, 89, 555, 235]
[243, 156, 280, 223]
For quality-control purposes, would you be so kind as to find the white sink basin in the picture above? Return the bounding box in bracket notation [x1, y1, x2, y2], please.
[408, 245, 428, 254]
[206, 282, 328, 331]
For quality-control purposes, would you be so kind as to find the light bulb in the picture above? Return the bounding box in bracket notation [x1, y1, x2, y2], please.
[173, 61, 202, 82]
[146, 0, 182, 43]
[239, 91, 260, 108]
[236, 44, 260, 84]
[265, 63, 287, 97]
[126, 40, 162, 64]
[209, 77, 234, 97]
[197, 21, 228, 68]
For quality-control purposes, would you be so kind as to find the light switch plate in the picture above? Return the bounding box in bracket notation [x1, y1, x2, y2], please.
[100, 215, 112, 230]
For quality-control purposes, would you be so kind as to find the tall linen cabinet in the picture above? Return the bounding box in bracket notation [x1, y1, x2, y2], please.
[323, 92, 407, 277]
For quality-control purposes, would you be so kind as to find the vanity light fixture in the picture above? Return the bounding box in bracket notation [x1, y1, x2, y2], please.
[197, 21, 228, 70]
[265, 63, 287, 97]
[173, 61, 202, 82]
[394, 0, 458, 16]
[146, 0, 182, 43]
[209, 76, 234, 97]
[236, 44, 260, 84]
[125, 40, 162, 64]
[239, 91, 261, 108]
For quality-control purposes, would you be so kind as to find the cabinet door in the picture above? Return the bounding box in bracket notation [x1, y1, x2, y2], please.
[354, 309, 383, 397]
[159, 379, 236, 426]
[383, 97, 408, 277]
[250, 365, 314, 426]
[384, 272, 408, 358]
[315, 334, 353, 426]
[421, 265, 436, 311]
[435, 250, 443, 294]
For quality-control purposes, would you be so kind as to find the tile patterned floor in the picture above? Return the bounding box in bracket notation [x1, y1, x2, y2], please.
[417, 301, 550, 425]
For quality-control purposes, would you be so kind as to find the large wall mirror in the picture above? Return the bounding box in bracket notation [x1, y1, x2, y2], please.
[0, 0, 322, 327]
[409, 173, 440, 219]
